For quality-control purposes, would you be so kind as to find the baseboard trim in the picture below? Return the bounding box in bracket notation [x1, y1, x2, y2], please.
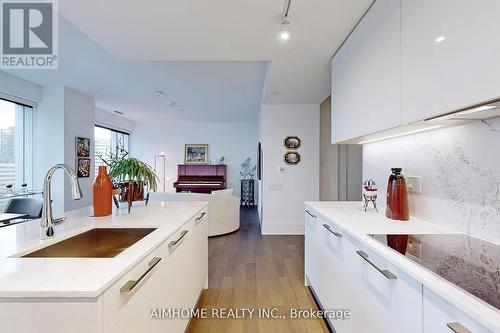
[261, 223, 304, 235]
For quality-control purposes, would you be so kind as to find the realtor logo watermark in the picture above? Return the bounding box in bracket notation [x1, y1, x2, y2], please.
[1, 0, 58, 69]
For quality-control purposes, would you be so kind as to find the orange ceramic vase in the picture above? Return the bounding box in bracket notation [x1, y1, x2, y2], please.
[93, 165, 113, 216]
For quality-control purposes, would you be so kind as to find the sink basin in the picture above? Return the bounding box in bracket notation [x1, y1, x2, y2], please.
[22, 228, 156, 258]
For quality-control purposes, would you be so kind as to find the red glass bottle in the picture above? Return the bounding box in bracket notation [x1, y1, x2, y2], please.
[385, 168, 409, 221]
[93, 165, 113, 217]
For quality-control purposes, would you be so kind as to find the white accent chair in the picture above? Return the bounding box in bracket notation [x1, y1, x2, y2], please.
[149, 191, 240, 237]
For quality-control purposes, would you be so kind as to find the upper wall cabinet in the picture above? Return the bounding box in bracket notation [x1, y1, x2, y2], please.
[401, 0, 500, 124]
[331, 0, 401, 144]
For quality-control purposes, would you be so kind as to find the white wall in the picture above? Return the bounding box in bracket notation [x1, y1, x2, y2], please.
[95, 107, 134, 134]
[259, 104, 320, 234]
[34, 86, 96, 214]
[64, 88, 95, 211]
[0, 71, 41, 104]
[363, 117, 500, 244]
[320, 97, 339, 200]
[35, 86, 65, 216]
[131, 120, 258, 198]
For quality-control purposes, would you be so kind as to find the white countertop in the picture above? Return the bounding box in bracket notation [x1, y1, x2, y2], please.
[305, 201, 500, 332]
[0, 201, 207, 298]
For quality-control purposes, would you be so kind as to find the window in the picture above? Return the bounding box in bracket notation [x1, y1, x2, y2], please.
[94, 125, 130, 175]
[0, 99, 34, 190]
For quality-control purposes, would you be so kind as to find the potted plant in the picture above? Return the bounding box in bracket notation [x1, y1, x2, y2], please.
[108, 157, 158, 212]
[97, 143, 129, 195]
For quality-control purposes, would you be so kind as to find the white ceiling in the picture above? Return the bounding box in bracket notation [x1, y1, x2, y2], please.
[8, 0, 372, 122]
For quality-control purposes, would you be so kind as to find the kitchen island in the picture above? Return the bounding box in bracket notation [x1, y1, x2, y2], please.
[0, 201, 208, 333]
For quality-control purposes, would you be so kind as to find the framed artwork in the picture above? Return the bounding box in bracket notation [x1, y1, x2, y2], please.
[284, 151, 301, 165]
[283, 136, 301, 150]
[185, 144, 209, 164]
[77, 158, 91, 178]
[76, 137, 91, 157]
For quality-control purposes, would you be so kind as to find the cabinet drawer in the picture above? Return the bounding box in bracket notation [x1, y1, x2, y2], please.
[305, 209, 320, 287]
[348, 237, 422, 333]
[423, 287, 495, 333]
[314, 219, 352, 332]
[102, 209, 208, 333]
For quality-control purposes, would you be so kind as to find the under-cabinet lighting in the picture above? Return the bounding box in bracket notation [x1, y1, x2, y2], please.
[358, 125, 443, 145]
[455, 105, 496, 115]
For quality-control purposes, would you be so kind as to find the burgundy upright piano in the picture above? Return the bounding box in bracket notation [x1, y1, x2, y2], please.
[173, 164, 226, 193]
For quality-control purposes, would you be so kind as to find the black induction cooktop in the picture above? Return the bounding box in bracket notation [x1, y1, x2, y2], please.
[370, 233, 500, 311]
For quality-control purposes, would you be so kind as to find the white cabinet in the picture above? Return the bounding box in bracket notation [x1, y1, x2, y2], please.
[0, 208, 209, 333]
[347, 237, 422, 333]
[304, 208, 422, 333]
[331, 0, 401, 143]
[423, 287, 494, 333]
[401, 0, 500, 123]
[102, 210, 208, 333]
[331, 0, 500, 141]
[304, 209, 320, 288]
[314, 218, 352, 332]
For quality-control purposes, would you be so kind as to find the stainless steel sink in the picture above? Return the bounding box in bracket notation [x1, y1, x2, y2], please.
[22, 228, 156, 258]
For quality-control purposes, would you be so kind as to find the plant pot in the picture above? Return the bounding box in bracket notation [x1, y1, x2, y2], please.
[118, 182, 144, 202]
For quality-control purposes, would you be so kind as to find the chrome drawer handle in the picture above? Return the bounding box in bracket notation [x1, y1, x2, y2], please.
[120, 257, 161, 292]
[447, 322, 473, 333]
[356, 250, 397, 280]
[323, 224, 342, 238]
[195, 212, 206, 223]
[169, 230, 189, 248]
[305, 210, 317, 218]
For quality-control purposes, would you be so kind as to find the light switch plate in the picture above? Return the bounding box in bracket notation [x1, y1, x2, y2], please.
[406, 175, 422, 193]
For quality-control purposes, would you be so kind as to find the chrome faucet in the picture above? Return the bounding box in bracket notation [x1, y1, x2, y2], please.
[41, 164, 83, 240]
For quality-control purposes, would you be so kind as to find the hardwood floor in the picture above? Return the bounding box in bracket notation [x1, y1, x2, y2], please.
[187, 207, 328, 333]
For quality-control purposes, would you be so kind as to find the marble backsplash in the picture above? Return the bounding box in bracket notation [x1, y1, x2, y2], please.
[363, 117, 500, 244]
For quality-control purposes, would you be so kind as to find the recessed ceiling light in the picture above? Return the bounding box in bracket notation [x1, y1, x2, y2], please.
[113, 110, 123, 115]
[455, 105, 496, 115]
[434, 36, 446, 43]
[168, 101, 176, 107]
[154, 91, 164, 97]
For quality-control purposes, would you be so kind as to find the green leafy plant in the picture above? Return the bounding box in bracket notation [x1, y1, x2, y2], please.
[240, 157, 257, 179]
[109, 157, 158, 192]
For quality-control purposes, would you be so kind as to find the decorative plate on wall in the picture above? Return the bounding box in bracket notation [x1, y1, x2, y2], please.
[283, 136, 301, 150]
[284, 151, 301, 165]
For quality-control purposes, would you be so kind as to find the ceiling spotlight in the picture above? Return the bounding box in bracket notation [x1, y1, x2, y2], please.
[154, 91, 164, 97]
[279, 0, 292, 41]
[280, 21, 290, 41]
[434, 36, 446, 43]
